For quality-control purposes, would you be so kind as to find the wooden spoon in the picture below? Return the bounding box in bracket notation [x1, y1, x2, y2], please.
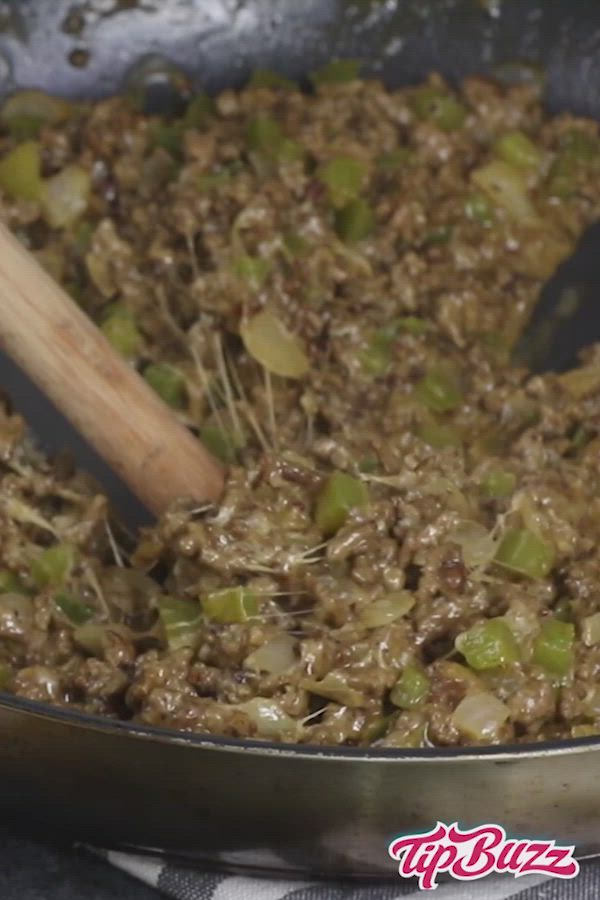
[0, 222, 225, 516]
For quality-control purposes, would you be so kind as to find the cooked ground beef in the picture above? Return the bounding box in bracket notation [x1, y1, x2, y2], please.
[2, 69, 600, 747]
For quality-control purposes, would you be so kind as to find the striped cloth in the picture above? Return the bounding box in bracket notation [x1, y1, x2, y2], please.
[104, 849, 600, 899]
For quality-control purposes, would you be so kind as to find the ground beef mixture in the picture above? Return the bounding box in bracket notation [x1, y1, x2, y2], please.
[2, 68, 600, 747]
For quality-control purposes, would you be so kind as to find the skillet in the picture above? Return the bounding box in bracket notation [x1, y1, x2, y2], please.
[2, 0, 600, 878]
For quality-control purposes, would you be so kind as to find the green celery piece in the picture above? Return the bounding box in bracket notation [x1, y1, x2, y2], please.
[415, 368, 463, 413]
[493, 130, 542, 169]
[201, 586, 259, 624]
[410, 86, 466, 131]
[310, 60, 360, 86]
[159, 596, 201, 649]
[455, 618, 520, 670]
[320, 156, 368, 208]
[55, 593, 94, 625]
[480, 469, 516, 499]
[143, 363, 186, 408]
[495, 528, 555, 580]
[532, 619, 575, 676]
[335, 198, 375, 242]
[390, 665, 430, 709]
[314, 471, 369, 535]
[31, 544, 76, 588]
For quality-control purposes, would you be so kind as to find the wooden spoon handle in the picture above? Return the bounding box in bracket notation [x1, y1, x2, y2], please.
[0, 222, 225, 515]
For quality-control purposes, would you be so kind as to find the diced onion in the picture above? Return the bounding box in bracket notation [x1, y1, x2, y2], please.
[582, 612, 600, 647]
[245, 634, 297, 674]
[240, 309, 309, 378]
[448, 519, 498, 569]
[359, 591, 415, 628]
[301, 671, 364, 707]
[1, 90, 72, 127]
[471, 160, 540, 225]
[239, 698, 300, 740]
[451, 692, 509, 741]
[41, 165, 91, 228]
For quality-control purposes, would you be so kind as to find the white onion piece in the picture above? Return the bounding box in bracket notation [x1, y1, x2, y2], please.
[244, 634, 297, 674]
[448, 520, 497, 570]
[582, 612, 600, 647]
[359, 591, 415, 629]
[239, 698, 299, 740]
[241, 309, 309, 378]
[472, 160, 540, 226]
[452, 692, 509, 741]
[301, 671, 364, 707]
[41, 164, 90, 228]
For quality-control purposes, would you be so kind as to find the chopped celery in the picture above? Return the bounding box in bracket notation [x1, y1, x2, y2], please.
[455, 618, 519, 670]
[246, 115, 283, 156]
[493, 130, 542, 169]
[143, 363, 186, 408]
[1, 90, 71, 129]
[480, 469, 516, 499]
[0, 571, 28, 594]
[248, 69, 296, 91]
[415, 421, 462, 449]
[231, 254, 271, 287]
[100, 306, 142, 358]
[397, 316, 428, 335]
[410, 86, 466, 131]
[464, 192, 494, 224]
[559, 129, 598, 161]
[31, 543, 76, 588]
[310, 59, 360, 86]
[335, 198, 375, 242]
[6, 116, 43, 141]
[55, 593, 94, 625]
[532, 619, 575, 676]
[390, 665, 430, 708]
[376, 148, 413, 174]
[201, 586, 259, 624]
[495, 528, 555, 580]
[359, 317, 425, 376]
[200, 424, 238, 465]
[314, 471, 369, 535]
[150, 121, 184, 158]
[0, 140, 42, 201]
[546, 154, 577, 199]
[198, 170, 231, 191]
[358, 456, 378, 474]
[159, 596, 201, 649]
[423, 224, 453, 246]
[471, 160, 539, 225]
[360, 329, 395, 376]
[182, 92, 215, 128]
[320, 156, 368, 208]
[283, 230, 308, 257]
[415, 368, 463, 413]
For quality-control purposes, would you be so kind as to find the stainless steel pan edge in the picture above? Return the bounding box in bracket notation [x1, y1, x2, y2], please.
[4, 0, 600, 878]
[2, 692, 600, 877]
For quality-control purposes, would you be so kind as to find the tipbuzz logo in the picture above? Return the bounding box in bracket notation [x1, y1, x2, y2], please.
[388, 822, 580, 890]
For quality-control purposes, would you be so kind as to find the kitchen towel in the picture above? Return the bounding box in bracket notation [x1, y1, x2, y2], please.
[102, 848, 599, 899]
